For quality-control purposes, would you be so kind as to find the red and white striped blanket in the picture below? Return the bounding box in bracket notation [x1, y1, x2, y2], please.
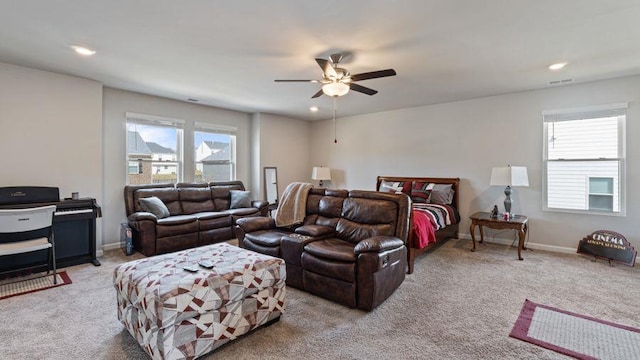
[411, 203, 458, 249]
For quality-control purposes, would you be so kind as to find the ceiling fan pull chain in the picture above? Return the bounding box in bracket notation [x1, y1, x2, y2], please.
[333, 96, 338, 143]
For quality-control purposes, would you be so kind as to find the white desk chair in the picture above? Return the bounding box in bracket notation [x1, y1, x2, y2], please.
[0, 205, 57, 284]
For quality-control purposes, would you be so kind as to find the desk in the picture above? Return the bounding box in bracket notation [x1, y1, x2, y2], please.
[469, 212, 528, 260]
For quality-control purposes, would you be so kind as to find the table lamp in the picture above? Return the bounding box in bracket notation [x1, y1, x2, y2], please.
[312, 167, 331, 187]
[490, 165, 529, 215]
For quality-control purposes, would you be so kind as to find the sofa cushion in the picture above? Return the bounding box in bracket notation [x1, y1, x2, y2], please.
[224, 208, 259, 217]
[179, 187, 214, 214]
[245, 230, 291, 247]
[303, 238, 356, 262]
[230, 190, 251, 209]
[139, 196, 170, 219]
[156, 214, 198, 226]
[295, 224, 334, 237]
[196, 212, 232, 231]
[156, 215, 199, 237]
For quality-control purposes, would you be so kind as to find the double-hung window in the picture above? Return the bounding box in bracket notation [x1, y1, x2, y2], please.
[125, 112, 184, 185]
[542, 103, 626, 215]
[194, 122, 237, 182]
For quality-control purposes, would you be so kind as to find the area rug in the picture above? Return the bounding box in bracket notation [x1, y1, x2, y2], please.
[510, 299, 640, 359]
[0, 272, 72, 300]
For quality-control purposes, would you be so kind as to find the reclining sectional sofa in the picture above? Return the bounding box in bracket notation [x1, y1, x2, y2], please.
[235, 188, 411, 311]
[124, 181, 267, 256]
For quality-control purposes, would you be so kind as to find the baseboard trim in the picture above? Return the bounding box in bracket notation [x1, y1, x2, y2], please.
[457, 233, 577, 254]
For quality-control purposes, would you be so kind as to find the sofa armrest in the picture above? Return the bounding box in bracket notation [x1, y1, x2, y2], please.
[236, 216, 275, 233]
[251, 200, 269, 216]
[354, 235, 405, 254]
[126, 212, 158, 256]
[294, 224, 334, 237]
[128, 212, 158, 223]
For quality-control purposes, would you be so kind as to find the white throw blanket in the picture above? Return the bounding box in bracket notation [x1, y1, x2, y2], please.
[275, 182, 313, 227]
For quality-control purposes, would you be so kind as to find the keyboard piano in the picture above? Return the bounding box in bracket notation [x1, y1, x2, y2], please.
[0, 186, 102, 274]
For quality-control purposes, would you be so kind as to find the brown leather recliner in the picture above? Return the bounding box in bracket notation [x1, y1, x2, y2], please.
[235, 188, 410, 311]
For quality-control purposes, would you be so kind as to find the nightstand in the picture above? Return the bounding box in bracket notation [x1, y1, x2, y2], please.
[469, 212, 528, 260]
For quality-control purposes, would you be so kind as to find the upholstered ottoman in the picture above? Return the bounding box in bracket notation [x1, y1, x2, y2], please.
[113, 242, 286, 359]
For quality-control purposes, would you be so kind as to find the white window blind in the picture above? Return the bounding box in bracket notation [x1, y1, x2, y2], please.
[542, 103, 626, 215]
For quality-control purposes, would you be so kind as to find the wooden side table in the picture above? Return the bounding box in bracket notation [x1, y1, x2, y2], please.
[469, 212, 529, 260]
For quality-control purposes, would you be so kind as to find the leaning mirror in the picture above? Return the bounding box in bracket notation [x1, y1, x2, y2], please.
[264, 167, 278, 204]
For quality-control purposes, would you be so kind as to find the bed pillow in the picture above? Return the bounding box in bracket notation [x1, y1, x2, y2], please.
[230, 190, 251, 209]
[139, 196, 170, 219]
[428, 184, 455, 205]
[411, 181, 435, 203]
[379, 180, 411, 194]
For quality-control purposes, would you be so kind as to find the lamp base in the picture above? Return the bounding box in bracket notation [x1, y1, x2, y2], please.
[319, 180, 324, 187]
[504, 185, 512, 215]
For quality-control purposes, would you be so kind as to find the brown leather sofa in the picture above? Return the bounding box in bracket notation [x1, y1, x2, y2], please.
[125, 181, 267, 256]
[235, 188, 410, 311]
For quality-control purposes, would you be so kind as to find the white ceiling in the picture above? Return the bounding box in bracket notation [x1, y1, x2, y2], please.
[1, 1, 639, 121]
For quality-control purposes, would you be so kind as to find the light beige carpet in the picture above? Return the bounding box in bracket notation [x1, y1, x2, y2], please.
[1, 239, 639, 359]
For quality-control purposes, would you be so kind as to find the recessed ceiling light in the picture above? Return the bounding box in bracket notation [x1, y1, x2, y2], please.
[71, 45, 96, 56]
[549, 62, 568, 71]
[309, 106, 319, 112]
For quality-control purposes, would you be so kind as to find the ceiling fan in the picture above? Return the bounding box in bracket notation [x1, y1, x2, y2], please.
[275, 53, 397, 98]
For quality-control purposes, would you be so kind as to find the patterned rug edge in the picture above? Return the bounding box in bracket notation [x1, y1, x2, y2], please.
[0, 271, 72, 300]
[509, 299, 640, 360]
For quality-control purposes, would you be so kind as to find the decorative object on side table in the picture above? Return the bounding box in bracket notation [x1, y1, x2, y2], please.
[491, 205, 499, 218]
[490, 165, 529, 215]
[469, 211, 529, 260]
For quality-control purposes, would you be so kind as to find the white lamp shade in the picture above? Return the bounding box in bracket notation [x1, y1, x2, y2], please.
[312, 167, 332, 181]
[490, 166, 529, 187]
[322, 82, 349, 97]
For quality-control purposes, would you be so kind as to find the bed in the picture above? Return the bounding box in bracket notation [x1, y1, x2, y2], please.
[376, 176, 460, 274]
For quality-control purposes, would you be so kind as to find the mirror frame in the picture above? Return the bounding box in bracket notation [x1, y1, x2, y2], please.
[263, 167, 278, 204]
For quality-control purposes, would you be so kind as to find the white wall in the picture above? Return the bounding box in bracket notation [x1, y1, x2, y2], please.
[102, 88, 252, 246]
[0, 62, 103, 243]
[310, 75, 640, 251]
[252, 113, 311, 200]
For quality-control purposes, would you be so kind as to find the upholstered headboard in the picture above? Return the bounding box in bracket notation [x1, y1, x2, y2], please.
[376, 176, 460, 210]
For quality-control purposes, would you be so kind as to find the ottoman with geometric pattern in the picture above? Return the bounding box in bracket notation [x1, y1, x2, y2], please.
[113, 242, 286, 359]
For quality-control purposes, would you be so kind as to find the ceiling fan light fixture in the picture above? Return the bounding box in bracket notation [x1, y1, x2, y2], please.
[322, 82, 349, 97]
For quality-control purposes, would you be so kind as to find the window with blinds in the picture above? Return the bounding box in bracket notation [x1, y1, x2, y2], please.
[542, 103, 626, 215]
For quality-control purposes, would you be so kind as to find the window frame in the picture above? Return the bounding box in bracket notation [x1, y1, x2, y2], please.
[193, 122, 237, 183]
[542, 103, 627, 216]
[125, 112, 185, 185]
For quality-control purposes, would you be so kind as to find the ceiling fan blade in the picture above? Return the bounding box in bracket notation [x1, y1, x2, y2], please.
[349, 83, 378, 96]
[350, 69, 397, 82]
[316, 58, 338, 79]
[311, 89, 324, 98]
[274, 79, 318, 82]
